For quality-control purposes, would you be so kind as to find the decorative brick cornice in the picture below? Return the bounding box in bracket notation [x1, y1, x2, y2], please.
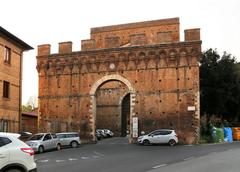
[36, 41, 201, 76]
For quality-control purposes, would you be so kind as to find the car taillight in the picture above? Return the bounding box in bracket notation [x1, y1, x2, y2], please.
[20, 148, 34, 156]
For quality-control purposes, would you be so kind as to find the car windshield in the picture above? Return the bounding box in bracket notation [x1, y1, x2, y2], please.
[29, 134, 44, 140]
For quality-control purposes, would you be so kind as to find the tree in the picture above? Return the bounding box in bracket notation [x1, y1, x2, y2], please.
[27, 96, 38, 109]
[200, 49, 240, 124]
[21, 96, 38, 112]
[21, 104, 33, 112]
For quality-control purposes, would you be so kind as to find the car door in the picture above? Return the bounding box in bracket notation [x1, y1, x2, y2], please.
[57, 134, 67, 146]
[149, 131, 161, 143]
[51, 134, 58, 148]
[0, 137, 10, 167]
[161, 131, 172, 143]
[42, 134, 53, 150]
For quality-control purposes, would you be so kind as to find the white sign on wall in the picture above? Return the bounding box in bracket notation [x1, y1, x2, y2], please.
[187, 106, 196, 111]
[133, 117, 138, 138]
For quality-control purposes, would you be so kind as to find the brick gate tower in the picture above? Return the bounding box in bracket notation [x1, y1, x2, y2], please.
[36, 17, 201, 144]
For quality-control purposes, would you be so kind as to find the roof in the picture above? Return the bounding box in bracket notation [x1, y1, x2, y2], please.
[0, 132, 21, 139]
[0, 26, 33, 50]
[22, 111, 38, 117]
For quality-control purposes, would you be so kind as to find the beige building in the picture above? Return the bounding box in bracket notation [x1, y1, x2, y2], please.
[0, 26, 32, 132]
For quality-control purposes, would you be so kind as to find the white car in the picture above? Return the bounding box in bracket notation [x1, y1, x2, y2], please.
[25, 133, 60, 153]
[0, 132, 37, 172]
[56, 132, 81, 148]
[137, 129, 178, 146]
[102, 129, 114, 137]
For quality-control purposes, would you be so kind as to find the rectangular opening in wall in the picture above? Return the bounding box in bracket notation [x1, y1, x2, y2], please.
[0, 120, 9, 132]
[3, 81, 10, 98]
[4, 46, 11, 64]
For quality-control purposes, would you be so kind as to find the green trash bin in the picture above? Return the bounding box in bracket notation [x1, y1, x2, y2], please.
[211, 127, 224, 143]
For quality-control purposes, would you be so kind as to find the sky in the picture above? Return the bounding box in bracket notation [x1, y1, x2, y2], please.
[1, 0, 240, 104]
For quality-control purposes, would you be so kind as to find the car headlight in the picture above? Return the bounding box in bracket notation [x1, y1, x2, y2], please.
[138, 136, 143, 140]
[32, 142, 39, 147]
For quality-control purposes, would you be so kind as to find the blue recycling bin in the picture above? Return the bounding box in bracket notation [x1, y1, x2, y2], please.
[224, 127, 233, 142]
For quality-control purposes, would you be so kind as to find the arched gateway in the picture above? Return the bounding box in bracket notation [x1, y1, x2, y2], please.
[37, 17, 201, 144]
[89, 74, 135, 142]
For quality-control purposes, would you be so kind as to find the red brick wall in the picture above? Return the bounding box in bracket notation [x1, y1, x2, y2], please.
[37, 18, 201, 144]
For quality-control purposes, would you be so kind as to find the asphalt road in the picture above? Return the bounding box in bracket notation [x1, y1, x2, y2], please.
[35, 137, 240, 172]
[149, 147, 240, 172]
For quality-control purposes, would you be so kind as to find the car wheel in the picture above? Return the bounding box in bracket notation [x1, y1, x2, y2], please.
[143, 139, 150, 145]
[38, 146, 44, 154]
[56, 143, 61, 150]
[169, 139, 176, 146]
[5, 169, 22, 172]
[6, 169, 22, 172]
[70, 141, 78, 148]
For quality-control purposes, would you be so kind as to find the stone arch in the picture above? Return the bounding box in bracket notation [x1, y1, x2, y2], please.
[90, 74, 135, 95]
[89, 74, 136, 143]
[138, 52, 146, 59]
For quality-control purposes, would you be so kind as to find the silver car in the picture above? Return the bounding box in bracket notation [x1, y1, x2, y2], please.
[25, 133, 61, 153]
[56, 132, 81, 148]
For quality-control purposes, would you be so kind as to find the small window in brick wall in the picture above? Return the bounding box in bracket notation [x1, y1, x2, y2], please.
[3, 81, 10, 98]
[4, 46, 11, 64]
[0, 120, 9, 132]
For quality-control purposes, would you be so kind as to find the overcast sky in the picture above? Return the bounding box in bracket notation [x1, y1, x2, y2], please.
[1, 0, 239, 104]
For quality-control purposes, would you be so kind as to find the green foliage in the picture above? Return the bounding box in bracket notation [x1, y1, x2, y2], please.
[21, 104, 33, 112]
[200, 49, 240, 122]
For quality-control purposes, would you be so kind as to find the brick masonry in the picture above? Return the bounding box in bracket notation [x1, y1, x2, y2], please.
[37, 17, 201, 144]
[0, 37, 22, 132]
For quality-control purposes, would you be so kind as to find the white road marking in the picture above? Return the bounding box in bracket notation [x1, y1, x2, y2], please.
[152, 164, 167, 169]
[56, 160, 65, 163]
[94, 151, 105, 156]
[81, 156, 89, 159]
[184, 156, 194, 161]
[38, 159, 49, 163]
[69, 158, 78, 161]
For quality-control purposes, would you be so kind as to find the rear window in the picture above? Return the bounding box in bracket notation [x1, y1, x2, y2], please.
[161, 131, 172, 135]
[0, 137, 12, 147]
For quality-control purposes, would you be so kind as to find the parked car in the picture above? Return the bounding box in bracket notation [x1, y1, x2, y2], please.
[56, 132, 81, 148]
[97, 129, 114, 138]
[137, 129, 178, 146]
[25, 133, 61, 153]
[0, 132, 37, 172]
[102, 129, 114, 137]
[96, 130, 103, 140]
[19, 131, 32, 142]
[96, 129, 107, 138]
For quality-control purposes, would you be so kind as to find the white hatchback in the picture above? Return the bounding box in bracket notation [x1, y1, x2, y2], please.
[137, 129, 178, 146]
[0, 132, 37, 172]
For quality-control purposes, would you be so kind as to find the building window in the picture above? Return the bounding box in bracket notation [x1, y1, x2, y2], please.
[0, 120, 8, 132]
[3, 81, 10, 98]
[4, 46, 11, 64]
